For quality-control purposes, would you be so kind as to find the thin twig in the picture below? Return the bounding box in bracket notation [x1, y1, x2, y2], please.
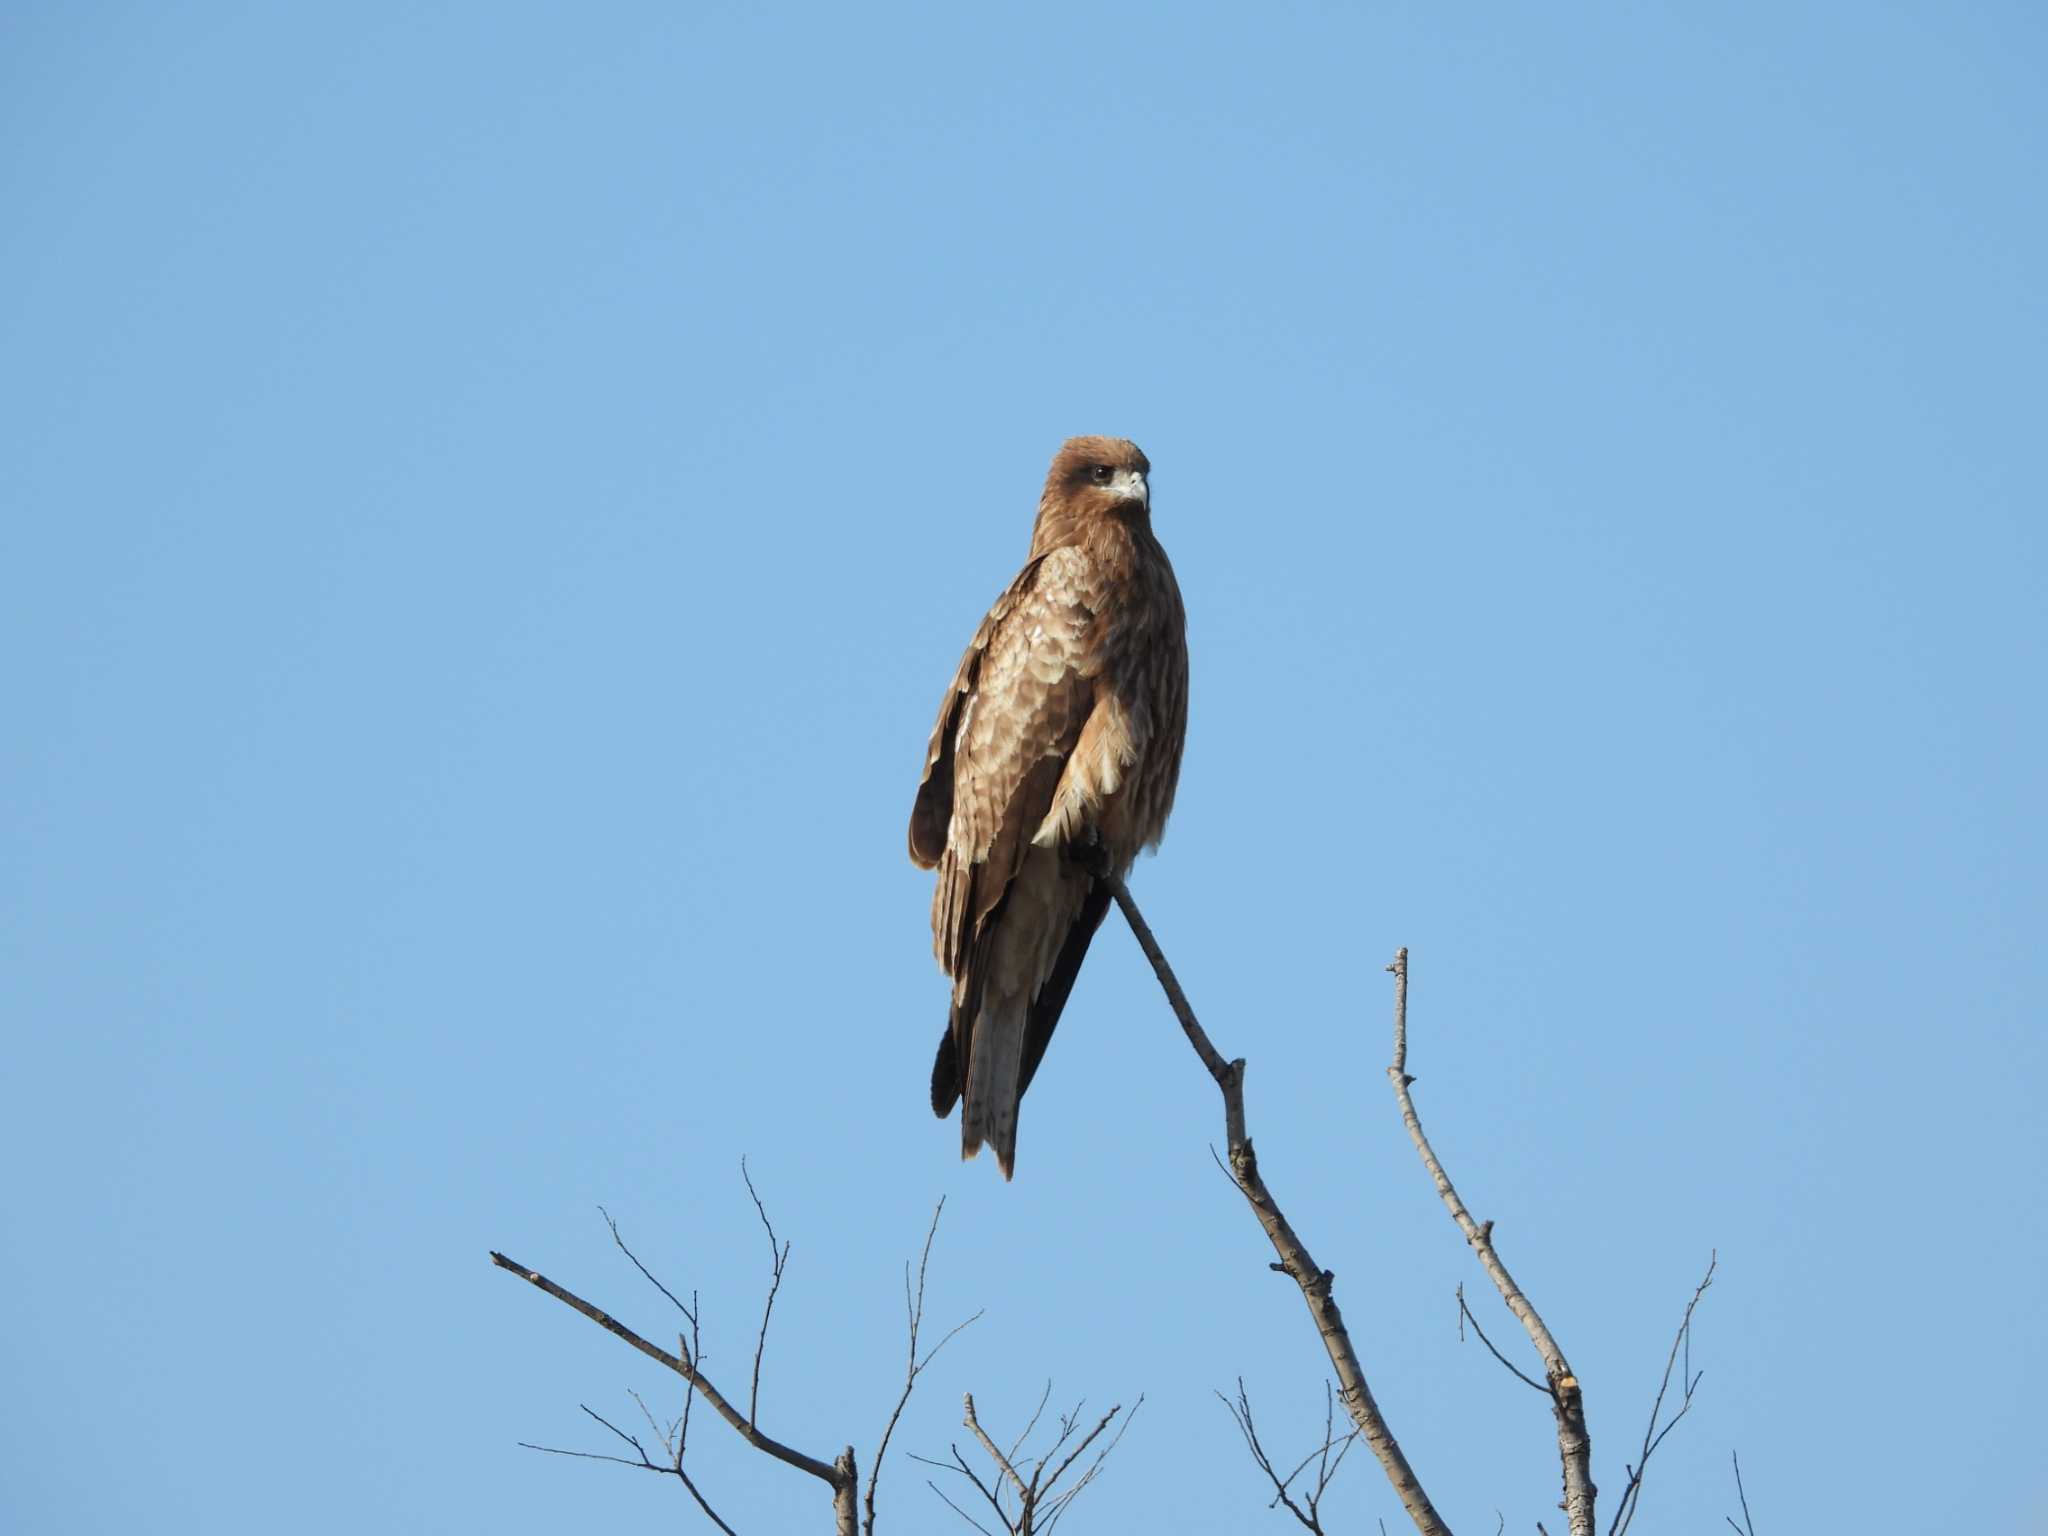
[1007, 1380, 1054, 1469]
[1037, 1401, 1124, 1504]
[1725, 1450, 1756, 1536]
[909, 1446, 1005, 1520]
[600, 1206, 698, 1326]
[924, 1390, 1139, 1535]
[628, 1389, 670, 1458]
[951, 1442, 1014, 1528]
[865, 1199, 982, 1536]
[1387, 947, 1591, 1536]
[1220, 1379, 1342, 1533]
[518, 1403, 741, 1536]
[626, 1381, 733, 1531]
[1607, 1255, 1716, 1536]
[678, 1302, 702, 1460]
[739, 1157, 791, 1428]
[1272, 1386, 1357, 1510]
[1302, 1382, 1359, 1526]
[672, 1456, 735, 1530]
[585, 1402, 650, 1462]
[1029, 1399, 1085, 1494]
[1039, 1399, 1140, 1535]
[520, 1441, 655, 1470]
[1103, 875, 1451, 1536]
[927, 1478, 1002, 1536]
[1457, 1284, 1551, 1394]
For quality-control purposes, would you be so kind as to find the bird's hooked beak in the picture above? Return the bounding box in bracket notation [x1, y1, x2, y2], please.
[1113, 468, 1150, 509]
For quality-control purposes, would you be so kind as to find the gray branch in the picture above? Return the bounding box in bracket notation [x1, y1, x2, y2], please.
[1102, 873, 1452, 1536]
[1385, 948, 1592, 1536]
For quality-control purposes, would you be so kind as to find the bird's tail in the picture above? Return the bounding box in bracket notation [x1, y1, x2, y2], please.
[960, 994, 1026, 1180]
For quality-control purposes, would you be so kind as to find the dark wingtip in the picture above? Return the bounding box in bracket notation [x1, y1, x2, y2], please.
[930, 1025, 961, 1118]
[908, 809, 942, 868]
[909, 771, 952, 869]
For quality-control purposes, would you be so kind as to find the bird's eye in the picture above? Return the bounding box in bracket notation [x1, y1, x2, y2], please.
[1088, 465, 1114, 484]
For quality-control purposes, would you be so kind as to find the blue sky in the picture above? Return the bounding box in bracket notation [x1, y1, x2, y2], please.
[3, 4, 2043, 1531]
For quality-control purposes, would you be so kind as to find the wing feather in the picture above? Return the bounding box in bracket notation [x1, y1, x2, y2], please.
[908, 556, 1048, 869]
[913, 549, 1102, 1131]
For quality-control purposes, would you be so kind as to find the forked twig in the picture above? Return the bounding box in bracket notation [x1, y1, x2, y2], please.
[921, 1389, 1140, 1534]
[519, 1402, 739, 1535]
[1005, 1381, 1055, 1470]
[1219, 1377, 1358, 1533]
[1608, 1255, 1715, 1536]
[865, 1199, 983, 1535]
[739, 1156, 791, 1427]
[1037, 1398, 1139, 1534]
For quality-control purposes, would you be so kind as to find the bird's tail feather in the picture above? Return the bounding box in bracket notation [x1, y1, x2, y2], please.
[961, 996, 1025, 1180]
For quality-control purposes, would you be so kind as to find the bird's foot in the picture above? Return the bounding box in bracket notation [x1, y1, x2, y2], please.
[1067, 828, 1112, 880]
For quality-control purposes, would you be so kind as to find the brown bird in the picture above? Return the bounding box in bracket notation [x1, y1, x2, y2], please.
[909, 436, 1189, 1178]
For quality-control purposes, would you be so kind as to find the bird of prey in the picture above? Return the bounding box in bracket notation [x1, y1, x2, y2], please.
[909, 436, 1189, 1178]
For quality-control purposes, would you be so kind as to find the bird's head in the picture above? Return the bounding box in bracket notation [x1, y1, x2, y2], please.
[1046, 436, 1151, 517]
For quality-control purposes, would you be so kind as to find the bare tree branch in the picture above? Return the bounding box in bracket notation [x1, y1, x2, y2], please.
[866, 1199, 983, 1536]
[489, 1248, 859, 1533]
[1607, 1256, 1715, 1536]
[1037, 1400, 1124, 1504]
[963, 1393, 1033, 1505]
[518, 1401, 741, 1535]
[919, 1442, 1013, 1532]
[922, 1389, 1138, 1535]
[636, 1270, 735, 1531]
[1037, 1398, 1140, 1535]
[625, 1380, 733, 1533]
[1102, 872, 1451, 1536]
[1386, 946, 1591, 1536]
